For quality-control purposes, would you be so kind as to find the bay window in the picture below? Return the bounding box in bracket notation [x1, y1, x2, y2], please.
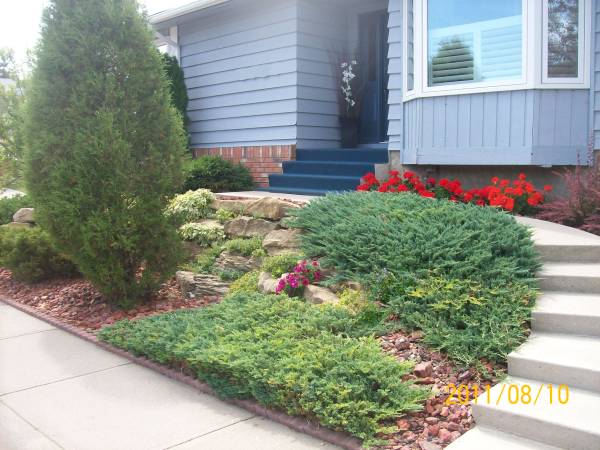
[404, 0, 590, 99]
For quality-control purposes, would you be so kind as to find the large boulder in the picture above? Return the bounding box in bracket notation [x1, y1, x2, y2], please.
[214, 251, 263, 273]
[263, 229, 302, 256]
[244, 197, 300, 220]
[13, 208, 35, 224]
[258, 271, 279, 294]
[176, 271, 230, 298]
[224, 216, 278, 238]
[304, 285, 339, 305]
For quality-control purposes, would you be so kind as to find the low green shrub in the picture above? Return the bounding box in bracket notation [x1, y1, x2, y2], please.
[290, 192, 540, 286]
[99, 293, 428, 444]
[165, 189, 215, 223]
[214, 268, 244, 282]
[229, 270, 260, 294]
[0, 226, 78, 282]
[260, 253, 301, 277]
[183, 156, 254, 193]
[181, 245, 223, 273]
[375, 272, 536, 366]
[214, 208, 237, 224]
[178, 222, 226, 247]
[0, 195, 31, 225]
[338, 288, 370, 315]
[222, 237, 266, 257]
[290, 192, 540, 366]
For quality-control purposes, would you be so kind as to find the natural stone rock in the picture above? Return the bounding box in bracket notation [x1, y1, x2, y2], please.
[419, 442, 442, 450]
[224, 216, 278, 238]
[244, 197, 299, 220]
[196, 219, 224, 230]
[214, 251, 263, 273]
[263, 229, 301, 256]
[258, 271, 279, 294]
[304, 285, 339, 305]
[414, 361, 433, 378]
[176, 271, 230, 298]
[13, 208, 35, 223]
[211, 198, 253, 214]
[0, 188, 25, 199]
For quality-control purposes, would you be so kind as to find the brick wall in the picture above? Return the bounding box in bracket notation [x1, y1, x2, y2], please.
[192, 145, 296, 188]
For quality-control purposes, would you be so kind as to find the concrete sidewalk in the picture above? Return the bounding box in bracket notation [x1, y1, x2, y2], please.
[0, 303, 339, 450]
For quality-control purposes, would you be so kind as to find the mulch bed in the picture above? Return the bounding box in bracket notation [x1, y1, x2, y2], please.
[377, 332, 502, 450]
[0, 267, 501, 450]
[0, 268, 215, 332]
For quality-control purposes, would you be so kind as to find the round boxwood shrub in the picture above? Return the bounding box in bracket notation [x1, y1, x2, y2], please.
[183, 155, 254, 193]
[0, 226, 78, 282]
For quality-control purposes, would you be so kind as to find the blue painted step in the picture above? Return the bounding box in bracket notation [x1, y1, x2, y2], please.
[269, 173, 360, 191]
[282, 160, 375, 177]
[259, 186, 331, 196]
[296, 148, 389, 163]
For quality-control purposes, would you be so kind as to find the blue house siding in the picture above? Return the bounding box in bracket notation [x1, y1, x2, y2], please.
[593, 0, 600, 149]
[295, 0, 346, 149]
[178, 0, 299, 148]
[402, 89, 588, 165]
[387, 0, 403, 151]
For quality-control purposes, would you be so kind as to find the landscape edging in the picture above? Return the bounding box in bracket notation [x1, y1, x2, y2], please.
[0, 295, 362, 450]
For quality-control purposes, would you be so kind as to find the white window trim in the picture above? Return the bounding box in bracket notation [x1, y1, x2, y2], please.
[541, 0, 590, 86]
[403, 0, 591, 101]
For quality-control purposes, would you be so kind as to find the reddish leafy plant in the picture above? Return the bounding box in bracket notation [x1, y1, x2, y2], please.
[358, 171, 552, 215]
[537, 166, 600, 235]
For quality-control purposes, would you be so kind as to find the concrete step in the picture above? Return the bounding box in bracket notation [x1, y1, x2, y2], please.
[472, 377, 600, 450]
[539, 263, 600, 293]
[508, 333, 600, 392]
[282, 160, 375, 177]
[532, 292, 600, 337]
[517, 217, 600, 263]
[295, 148, 389, 163]
[268, 173, 360, 191]
[446, 426, 562, 450]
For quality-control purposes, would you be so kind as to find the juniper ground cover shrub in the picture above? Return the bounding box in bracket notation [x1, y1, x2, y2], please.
[24, 0, 186, 305]
[290, 192, 540, 366]
[99, 293, 429, 444]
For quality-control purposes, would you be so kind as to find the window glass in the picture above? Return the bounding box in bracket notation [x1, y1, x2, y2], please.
[427, 0, 523, 86]
[547, 0, 579, 78]
[407, 0, 414, 91]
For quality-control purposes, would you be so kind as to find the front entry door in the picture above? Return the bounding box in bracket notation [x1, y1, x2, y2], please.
[359, 10, 389, 144]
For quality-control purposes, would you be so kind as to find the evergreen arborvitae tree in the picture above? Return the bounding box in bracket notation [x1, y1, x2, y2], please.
[161, 53, 189, 127]
[24, 0, 187, 306]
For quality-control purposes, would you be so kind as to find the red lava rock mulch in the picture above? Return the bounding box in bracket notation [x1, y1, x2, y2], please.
[377, 331, 503, 450]
[0, 268, 216, 332]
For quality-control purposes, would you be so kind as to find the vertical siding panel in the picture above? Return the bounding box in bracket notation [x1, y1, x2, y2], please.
[469, 94, 484, 147]
[445, 96, 459, 148]
[594, 1, 600, 148]
[482, 93, 498, 147]
[433, 97, 446, 147]
[422, 98, 435, 149]
[509, 91, 526, 147]
[457, 95, 471, 149]
[388, 0, 403, 151]
[496, 92, 511, 148]
[538, 91, 557, 147]
[554, 90, 573, 146]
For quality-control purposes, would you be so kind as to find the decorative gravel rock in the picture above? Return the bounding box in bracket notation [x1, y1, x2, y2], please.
[224, 216, 278, 238]
[414, 361, 433, 378]
[214, 251, 263, 273]
[13, 208, 35, 224]
[304, 285, 339, 305]
[0, 188, 25, 199]
[258, 271, 279, 294]
[176, 271, 230, 298]
[263, 229, 301, 256]
[244, 197, 299, 220]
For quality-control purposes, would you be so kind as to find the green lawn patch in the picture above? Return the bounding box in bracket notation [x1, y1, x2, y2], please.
[290, 192, 540, 366]
[99, 293, 429, 444]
